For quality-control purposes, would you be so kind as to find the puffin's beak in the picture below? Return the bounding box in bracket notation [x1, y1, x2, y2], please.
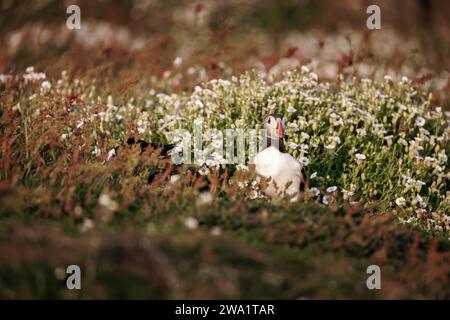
[277, 118, 283, 138]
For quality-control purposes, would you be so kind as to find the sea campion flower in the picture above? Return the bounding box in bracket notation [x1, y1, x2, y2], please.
[98, 194, 119, 212]
[299, 157, 309, 166]
[415, 116, 426, 127]
[289, 123, 300, 132]
[308, 187, 320, 196]
[326, 186, 338, 193]
[184, 217, 199, 229]
[395, 197, 407, 206]
[196, 192, 213, 206]
[300, 132, 310, 140]
[173, 56, 183, 68]
[198, 167, 210, 176]
[40, 80, 52, 94]
[356, 128, 367, 137]
[194, 118, 203, 126]
[286, 106, 296, 113]
[300, 144, 309, 153]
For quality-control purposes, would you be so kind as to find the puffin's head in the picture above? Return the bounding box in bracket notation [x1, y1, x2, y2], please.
[264, 114, 287, 139]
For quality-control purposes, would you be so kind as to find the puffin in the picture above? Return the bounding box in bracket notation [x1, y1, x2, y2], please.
[253, 114, 307, 200]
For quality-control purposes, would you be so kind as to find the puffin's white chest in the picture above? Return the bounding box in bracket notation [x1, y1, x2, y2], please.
[253, 146, 303, 199]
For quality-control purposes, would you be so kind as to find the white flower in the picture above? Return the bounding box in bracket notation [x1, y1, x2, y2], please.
[289, 123, 299, 132]
[187, 67, 196, 75]
[330, 136, 341, 144]
[194, 117, 203, 126]
[310, 72, 318, 81]
[80, 218, 95, 233]
[197, 192, 213, 206]
[415, 208, 426, 215]
[106, 148, 116, 161]
[298, 117, 307, 127]
[300, 144, 309, 153]
[198, 167, 210, 176]
[299, 156, 309, 166]
[384, 135, 394, 145]
[414, 180, 426, 192]
[173, 56, 182, 68]
[355, 153, 366, 161]
[98, 194, 119, 211]
[169, 174, 181, 184]
[184, 217, 199, 229]
[325, 144, 335, 150]
[308, 187, 320, 196]
[402, 175, 414, 188]
[356, 128, 367, 137]
[326, 186, 338, 193]
[210, 226, 222, 236]
[288, 142, 298, 149]
[300, 132, 310, 140]
[0, 74, 12, 83]
[395, 197, 406, 206]
[310, 172, 317, 179]
[322, 195, 329, 205]
[163, 70, 171, 79]
[206, 159, 219, 169]
[286, 106, 296, 113]
[415, 194, 425, 206]
[437, 151, 447, 163]
[41, 80, 52, 91]
[342, 189, 354, 199]
[415, 116, 426, 127]
[237, 181, 247, 189]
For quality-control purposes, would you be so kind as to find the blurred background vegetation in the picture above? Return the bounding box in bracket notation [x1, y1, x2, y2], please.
[1, 0, 449, 101]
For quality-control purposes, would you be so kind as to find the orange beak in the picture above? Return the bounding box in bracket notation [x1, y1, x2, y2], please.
[277, 118, 283, 137]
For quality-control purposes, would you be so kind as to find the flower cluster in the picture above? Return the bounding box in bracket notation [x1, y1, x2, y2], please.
[144, 69, 448, 231]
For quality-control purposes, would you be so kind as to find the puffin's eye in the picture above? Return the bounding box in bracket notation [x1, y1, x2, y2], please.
[267, 118, 271, 124]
